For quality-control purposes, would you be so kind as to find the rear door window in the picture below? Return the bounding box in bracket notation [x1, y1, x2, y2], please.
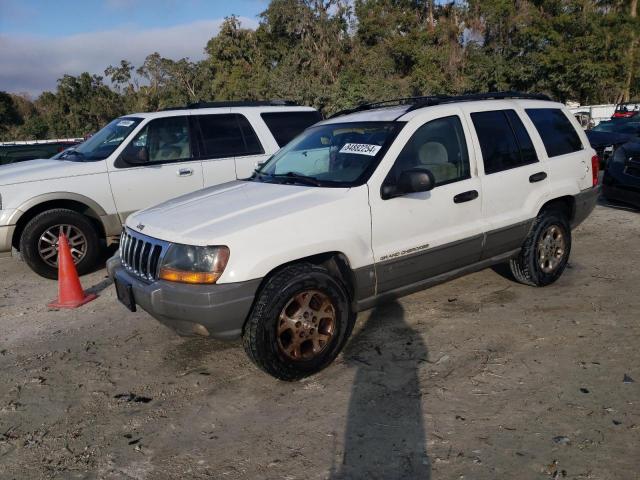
[195, 114, 264, 158]
[261, 111, 323, 147]
[471, 110, 538, 174]
[525, 108, 583, 157]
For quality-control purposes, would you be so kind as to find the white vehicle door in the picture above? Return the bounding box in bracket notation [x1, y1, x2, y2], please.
[464, 106, 551, 259]
[108, 115, 204, 222]
[523, 106, 592, 191]
[368, 108, 486, 294]
[194, 113, 268, 186]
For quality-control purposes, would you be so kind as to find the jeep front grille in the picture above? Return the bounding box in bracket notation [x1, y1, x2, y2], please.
[120, 228, 169, 281]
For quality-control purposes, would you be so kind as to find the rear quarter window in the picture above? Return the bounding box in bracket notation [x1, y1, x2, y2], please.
[525, 108, 583, 158]
[261, 111, 323, 147]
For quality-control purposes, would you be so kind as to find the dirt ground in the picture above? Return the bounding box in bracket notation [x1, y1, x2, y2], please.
[1, 203, 639, 480]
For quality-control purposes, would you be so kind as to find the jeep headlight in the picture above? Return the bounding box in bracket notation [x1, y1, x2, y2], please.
[158, 244, 230, 284]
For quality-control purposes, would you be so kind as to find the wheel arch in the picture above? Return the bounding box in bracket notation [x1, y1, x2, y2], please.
[539, 195, 576, 223]
[11, 193, 109, 250]
[244, 251, 358, 331]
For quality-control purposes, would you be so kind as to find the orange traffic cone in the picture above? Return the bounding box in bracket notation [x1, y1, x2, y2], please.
[48, 233, 97, 308]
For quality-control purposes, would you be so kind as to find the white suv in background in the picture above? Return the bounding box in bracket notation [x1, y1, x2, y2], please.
[108, 92, 600, 380]
[0, 101, 321, 278]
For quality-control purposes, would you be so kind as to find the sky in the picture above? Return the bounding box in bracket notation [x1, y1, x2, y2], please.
[0, 0, 269, 96]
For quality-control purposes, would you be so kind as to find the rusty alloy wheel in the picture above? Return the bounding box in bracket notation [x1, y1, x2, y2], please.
[277, 290, 336, 361]
[537, 224, 566, 274]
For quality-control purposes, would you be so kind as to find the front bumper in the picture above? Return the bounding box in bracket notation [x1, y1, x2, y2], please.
[107, 255, 261, 340]
[571, 185, 601, 228]
[0, 224, 15, 257]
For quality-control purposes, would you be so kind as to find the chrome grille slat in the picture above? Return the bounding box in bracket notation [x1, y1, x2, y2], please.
[127, 234, 133, 266]
[145, 244, 154, 277]
[135, 239, 143, 273]
[129, 236, 135, 267]
[118, 228, 169, 281]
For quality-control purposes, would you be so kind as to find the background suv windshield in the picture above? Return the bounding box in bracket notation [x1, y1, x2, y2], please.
[257, 122, 402, 186]
[59, 117, 142, 161]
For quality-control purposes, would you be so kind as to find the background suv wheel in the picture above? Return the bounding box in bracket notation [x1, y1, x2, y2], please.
[19, 208, 101, 279]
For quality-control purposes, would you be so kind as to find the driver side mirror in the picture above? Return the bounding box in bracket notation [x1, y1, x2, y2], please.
[381, 168, 435, 200]
[120, 145, 149, 165]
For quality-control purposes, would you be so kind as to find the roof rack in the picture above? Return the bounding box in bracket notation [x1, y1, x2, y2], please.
[161, 100, 300, 111]
[329, 91, 552, 119]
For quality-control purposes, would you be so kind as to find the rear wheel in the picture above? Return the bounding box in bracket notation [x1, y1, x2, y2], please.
[19, 209, 101, 279]
[243, 263, 354, 381]
[509, 209, 571, 287]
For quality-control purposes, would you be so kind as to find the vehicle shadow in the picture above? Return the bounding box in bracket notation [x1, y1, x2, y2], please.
[85, 277, 113, 295]
[331, 300, 431, 479]
[597, 196, 639, 213]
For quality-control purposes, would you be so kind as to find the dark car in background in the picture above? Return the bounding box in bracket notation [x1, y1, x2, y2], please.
[602, 141, 640, 209]
[0, 139, 82, 166]
[586, 120, 640, 167]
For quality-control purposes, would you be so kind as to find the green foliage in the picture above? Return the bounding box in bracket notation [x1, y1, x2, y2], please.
[0, 0, 638, 141]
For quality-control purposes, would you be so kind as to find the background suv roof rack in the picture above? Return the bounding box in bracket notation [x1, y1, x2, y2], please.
[330, 91, 552, 118]
[160, 100, 300, 111]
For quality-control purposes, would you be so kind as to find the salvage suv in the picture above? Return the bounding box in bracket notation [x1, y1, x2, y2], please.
[0, 101, 321, 278]
[107, 92, 600, 380]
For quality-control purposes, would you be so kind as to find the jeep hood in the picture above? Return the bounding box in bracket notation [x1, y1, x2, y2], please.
[127, 180, 352, 245]
[0, 158, 106, 186]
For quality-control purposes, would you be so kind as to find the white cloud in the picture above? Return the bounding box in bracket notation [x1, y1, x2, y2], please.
[0, 17, 259, 97]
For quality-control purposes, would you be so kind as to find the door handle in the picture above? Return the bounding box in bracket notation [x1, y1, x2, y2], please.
[529, 171, 547, 183]
[177, 168, 193, 177]
[453, 190, 479, 203]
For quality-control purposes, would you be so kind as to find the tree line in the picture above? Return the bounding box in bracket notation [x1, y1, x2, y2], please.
[0, 0, 638, 141]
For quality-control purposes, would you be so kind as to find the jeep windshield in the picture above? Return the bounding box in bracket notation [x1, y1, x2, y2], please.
[57, 117, 142, 161]
[251, 122, 404, 187]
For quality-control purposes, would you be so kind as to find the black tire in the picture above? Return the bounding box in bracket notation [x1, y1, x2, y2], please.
[243, 263, 355, 381]
[19, 209, 101, 279]
[509, 208, 571, 287]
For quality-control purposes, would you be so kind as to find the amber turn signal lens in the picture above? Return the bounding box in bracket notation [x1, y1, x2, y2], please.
[158, 268, 221, 284]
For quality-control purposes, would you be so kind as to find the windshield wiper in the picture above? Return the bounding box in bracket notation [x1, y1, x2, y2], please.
[60, 149, 85, 160]
[251, 169, 323, 186]
[271, 171, 322, 186]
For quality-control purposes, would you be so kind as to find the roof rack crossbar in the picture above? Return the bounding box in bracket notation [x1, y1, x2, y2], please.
[330, 91, 552, 119]
[160, 100, 300, 111]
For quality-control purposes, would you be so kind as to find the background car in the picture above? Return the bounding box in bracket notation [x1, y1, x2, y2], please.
[586, 120, 640, 167]
[612, 101, 640, 119]
[602, 141, 640, 209]
[0, 140, 82, 166]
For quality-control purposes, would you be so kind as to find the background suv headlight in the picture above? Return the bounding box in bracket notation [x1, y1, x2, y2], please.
[158, 244, 230, 284]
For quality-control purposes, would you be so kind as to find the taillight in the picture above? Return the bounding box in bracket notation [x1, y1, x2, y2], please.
[591, 155, 599, 186]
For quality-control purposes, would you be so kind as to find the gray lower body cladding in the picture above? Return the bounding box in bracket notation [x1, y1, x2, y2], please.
[571, 185, 601, 228]
[355, 219, 534, 310]
[106, 256, 261, 340]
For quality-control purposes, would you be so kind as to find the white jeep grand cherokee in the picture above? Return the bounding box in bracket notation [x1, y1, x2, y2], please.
[107, 93, 600, 380]
[0, 101, 320, 278]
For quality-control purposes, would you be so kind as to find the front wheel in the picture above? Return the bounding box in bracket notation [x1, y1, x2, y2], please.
[19, 208, 102, 279]
[243, 263, 354, 381]
[509, 209, 571, 287]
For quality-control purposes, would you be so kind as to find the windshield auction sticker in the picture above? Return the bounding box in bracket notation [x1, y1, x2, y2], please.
[339, 143, 382, 156]
[117, 120, 135, 127]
